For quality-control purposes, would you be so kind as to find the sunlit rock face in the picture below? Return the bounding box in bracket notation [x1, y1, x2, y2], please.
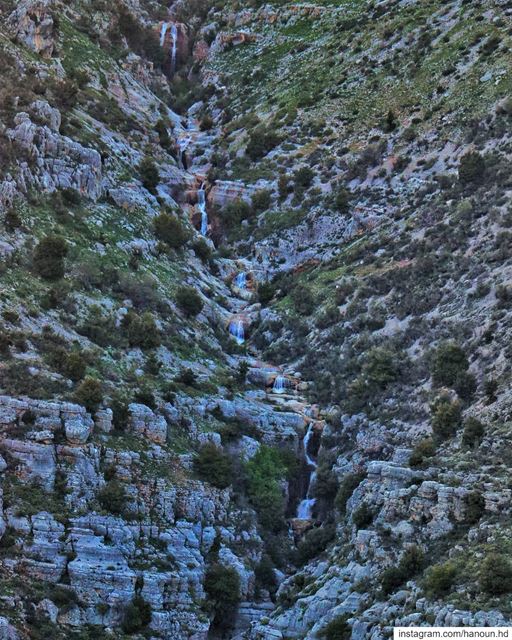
[8, 0, 58, 58]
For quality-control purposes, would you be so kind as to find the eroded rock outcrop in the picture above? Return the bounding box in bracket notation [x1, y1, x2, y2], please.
[7, 0, 58, 58]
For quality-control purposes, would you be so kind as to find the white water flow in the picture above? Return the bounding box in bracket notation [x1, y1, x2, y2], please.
[229, 319, 245, 345]
[296, 424, 317, 519]
[198, 185, 208, 235]
[170, 24, 178, 74]
[234, 272, 247, 289]
[273, 375, 287, 394]
[160, 22, 169, 47]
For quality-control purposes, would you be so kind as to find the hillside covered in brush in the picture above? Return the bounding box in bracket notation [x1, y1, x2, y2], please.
[0, 0, 511, 639]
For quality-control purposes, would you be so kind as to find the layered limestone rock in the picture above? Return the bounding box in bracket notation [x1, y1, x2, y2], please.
[6, 110, 102, 200]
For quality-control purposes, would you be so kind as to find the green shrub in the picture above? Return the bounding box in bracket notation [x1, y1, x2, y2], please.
[139, 157, 159, 194]
[246, 447, 289, 531]
[335, 472, 366, 515]
[252, 190, 272, 212]
[334, 187, 350, 213]
[134, 386, 156, 409]
[74, 377, 103, 412]
[291, 284, 315, 315]
[380, 565, 404, 595]
[462, 417, 485, 448]
[144, 352, 162, 376]
[382, 109, 398, 132]
[246, 127, 280, 161]
[352, 502, 374, 529]
[258, 281, 276, 305]
[122, 595, 152, 633]
[464, 491, 485, 524]
[204, 563, 241, 628]
[361, 347, 400, 387]
[255, 555, 277, 594]
[123, 311, 161, 349]
[453, 370, 477, 401]
[78, 306, 117, 347]
[278, 174, 290, 199]
[431, 397, 461, 439]
[153, 212, 189, 249]
[312, 464, 338, 501]
[61, 188, 81, 205]
[175, 367, 196, 387]
[294, 166, 315, 189]
[459, 151, 485, 185]
[194, 444, 233, 489]
[423, 562, 457, 598]
[320, 615, 351, 640]
[0, 329, 12, 357]
[480, 554, 512, 595]
[33, 235, 68, 281]
[296, 524, 335, 565]
[50, 586, 78, 607]
[98, 480, 127, 516]
[5, 209, 21, 231]
[409, 438, 436, 468]
[221, 198, 253, 228]
[431, 342, 469, 387]
[2, 310, 19, 324]
[176, 286, 203, 317]
[47, 346, 88, 382]
[200, 114, 214, 131]
[155, 118, 173, 151]
[381, 546, 424, 594]
[401, 545, 424, 573]
[192, 238, 212, 262]
[111, 393, 130, 432]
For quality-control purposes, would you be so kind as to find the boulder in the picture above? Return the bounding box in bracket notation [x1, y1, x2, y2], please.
[65, 416, 94, 445]
[128, 404, 167, 444]
[94, 409, 113, 434]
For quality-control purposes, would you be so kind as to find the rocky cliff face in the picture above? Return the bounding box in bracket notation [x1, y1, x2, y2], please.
[0, 0, 512, 638]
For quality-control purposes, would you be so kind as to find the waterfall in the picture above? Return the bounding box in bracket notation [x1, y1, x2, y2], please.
[198, 185, 208, 235]
[302, 422, 316, 467]
[234, 272, 247, 290]
[160, 22, 169, 47]
[296, 424, 317, 520]
[229, 319, 245, 345]
[170, 23, 178, 74]
[272, 375, 286, 394]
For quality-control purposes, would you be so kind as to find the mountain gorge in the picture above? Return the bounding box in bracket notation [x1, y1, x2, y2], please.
[0, 0, 512, 638]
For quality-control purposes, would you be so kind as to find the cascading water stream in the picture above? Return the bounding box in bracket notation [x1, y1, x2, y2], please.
[160, 22, 169, 47]
[272, 375, 287, 394]
[296, 423, 317, 519]
[234, 272, 247, 289]
[170, 23, 178, 74]
[198, 185, 208, 235]
[229, 319, 245, 345]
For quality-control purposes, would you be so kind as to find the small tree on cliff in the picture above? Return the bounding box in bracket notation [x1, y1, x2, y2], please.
[139, 157, 160, 194]
[153, 212, 189, 249]
[204, 563, 240, 630]
[33, 235, 68, 281]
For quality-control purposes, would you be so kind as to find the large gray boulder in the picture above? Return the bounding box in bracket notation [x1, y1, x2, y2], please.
[64, 415, 94, 445]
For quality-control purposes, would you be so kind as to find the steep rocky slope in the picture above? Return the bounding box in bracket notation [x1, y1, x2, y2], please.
[0, 0, 512, 639]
